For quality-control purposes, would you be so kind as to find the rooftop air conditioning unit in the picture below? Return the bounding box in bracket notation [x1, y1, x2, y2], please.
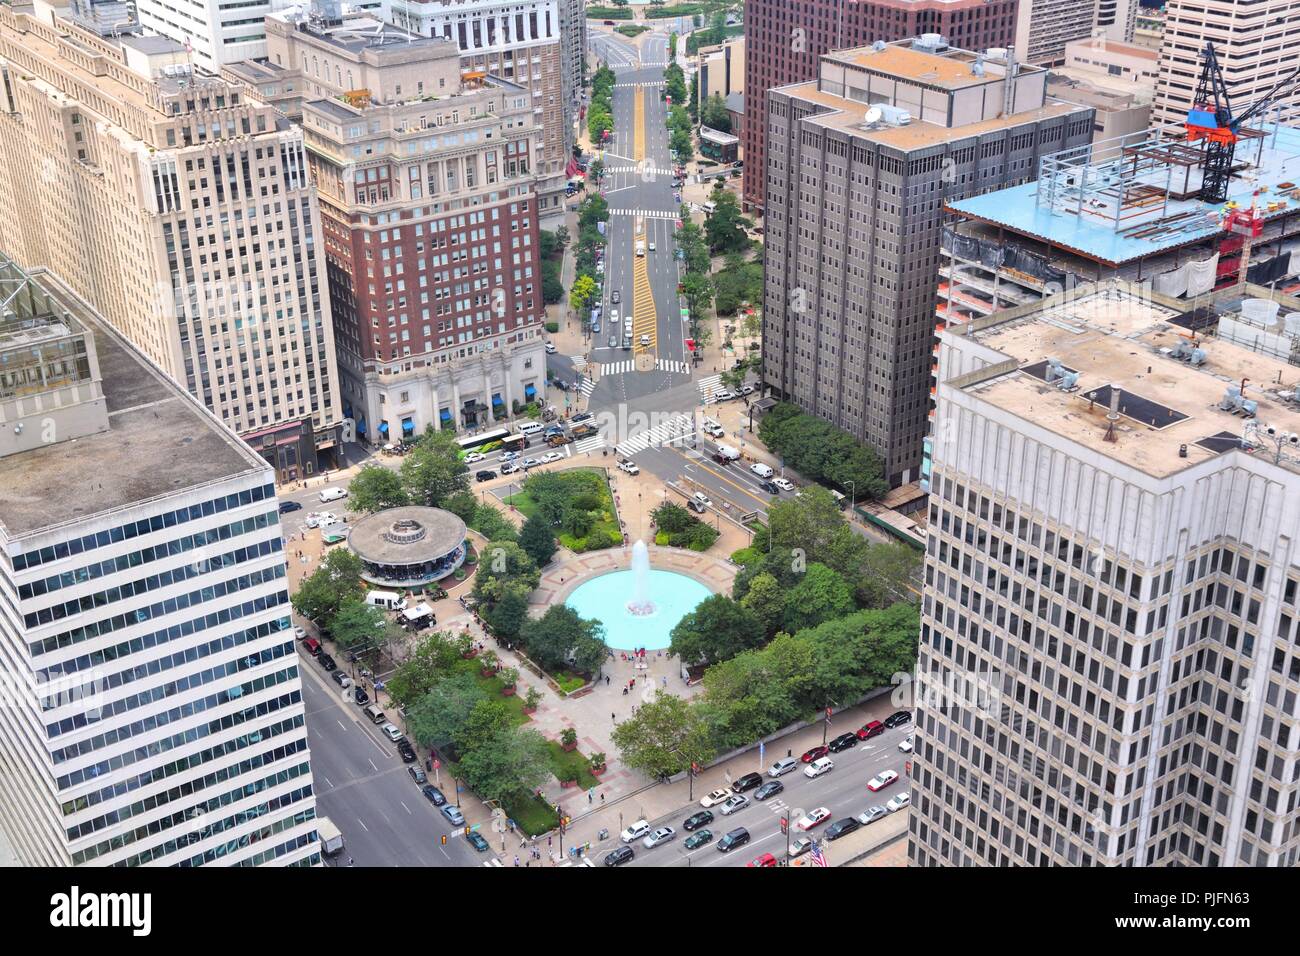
[878, 104, 912, 126]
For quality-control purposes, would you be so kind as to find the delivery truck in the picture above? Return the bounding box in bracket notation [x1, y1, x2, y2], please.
[317, 816, 344, 857]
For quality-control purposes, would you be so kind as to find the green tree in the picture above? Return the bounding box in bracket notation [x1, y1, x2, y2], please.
[455, 725, 553, 804]
[669, 593, 762, 665]
[739, 571, 784, 638]
[346, 464, 409, 513]
[328, 597, 392, 652]
[401, 429, 469, 507]
[291, 547, 363, 625]
[521, 604, 607, 675]
[406, 670, 487, 750]
[782, 563, 856, 634]
[470, 502, 519, 542]
[700, 92, 731, 133]
[442, 489, 479, 525]
[687, 72, 699, 122]
[518, 513, 558, 568]
[704, 188, 752, 254]
[570, 274, 597, 311]
[473, 541, 540, 605]
[578, 194, 609, 230]
[610, 693, 715, 779]
[485, 586, 530, 641]
[384, 632, 463, 707]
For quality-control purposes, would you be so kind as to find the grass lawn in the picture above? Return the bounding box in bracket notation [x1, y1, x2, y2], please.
[472, 671, 530, 727]
[503, 492, 540, 520]
[546, 741, 600, 790]
[510, 467, 620, 552]
[615, 24, 649, 37]
[553, 671, 588, 694]
[503, 793, 560, 837]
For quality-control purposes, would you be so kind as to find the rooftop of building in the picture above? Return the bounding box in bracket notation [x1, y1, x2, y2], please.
[269, 8, 450, 59]
[948, 122, 1300, 267]
[0, 267, 267, 541]
[725, 92, 743, 115]
[823, 39, 1046, 91]
[1064, 38, 1159, 62]
[1047, 72, 1151, 111]
[347, 506, 467, 565]
[700, 126, 740, 145]
[947, 281, 1300, 479]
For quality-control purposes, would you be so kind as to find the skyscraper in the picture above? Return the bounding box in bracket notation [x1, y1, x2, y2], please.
[0, 253, 317, 867]
[914, 280, 1300, 866]
[0, 6, 344, 480]
[761, 39, 1092, 486]
[741, 0, 1019, 214]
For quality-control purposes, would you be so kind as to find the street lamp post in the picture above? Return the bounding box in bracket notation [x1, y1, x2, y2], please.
[846, 480, 856, 515]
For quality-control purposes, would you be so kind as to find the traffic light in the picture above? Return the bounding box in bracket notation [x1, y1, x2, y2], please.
[780, 818, 788, 835]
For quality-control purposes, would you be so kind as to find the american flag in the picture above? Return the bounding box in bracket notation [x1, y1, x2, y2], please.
[810, 841, 828, 868]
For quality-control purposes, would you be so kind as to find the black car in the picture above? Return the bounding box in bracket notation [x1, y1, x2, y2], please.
[884, 710, 913, 729]
[732, 772, 763, 793]
[604, 846, 635, 867]
[828, 732, 859, 753]
[407, 765, 428, 785]
[318, 654, 337, 671]
[278, 500, 303, 514]
[760, 480, 780, 495]
[397, 740, 417, 763]
[353, 687, 370, 706]
[612, 290, 621, 304]
[421, 785, 447, 807]
[468, 831, 491, 852]
[717, 827, 751, 853]
[683, 810, 714, 831]
[825, 818, 861, 841]
[754, 780, 785, 801]
[475, 469, 497, 482]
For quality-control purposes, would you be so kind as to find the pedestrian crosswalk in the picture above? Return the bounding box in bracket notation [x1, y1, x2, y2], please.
[577, 377, 596, 396]
[573, 434, 607, 454]
[696, 374, 722, 394]
[568, 354, 587, 366]
[609, 208, 678, 221]
[601, 359, 636, 375]
[657, 359, 689, 374]
[615, 413, 695, 456]
[604, 165, 674, 178]
[483, 858, 504, 867]
[613, 81, 663, 89]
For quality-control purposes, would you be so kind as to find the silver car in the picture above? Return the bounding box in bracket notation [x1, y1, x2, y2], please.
[768, 757, 798, 777]
[642, 826, 676, 849]
[719, 794, 749, 816]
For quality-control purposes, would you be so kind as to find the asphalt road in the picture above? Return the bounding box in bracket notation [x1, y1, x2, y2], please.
[619, 721, 914, 868]
[298, 645, 490, 866]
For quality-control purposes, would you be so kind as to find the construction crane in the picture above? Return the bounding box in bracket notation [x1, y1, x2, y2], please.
[1185, 42, 1300, 202]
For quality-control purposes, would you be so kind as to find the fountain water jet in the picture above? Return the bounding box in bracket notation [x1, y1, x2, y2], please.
[626, 539, 655, 616]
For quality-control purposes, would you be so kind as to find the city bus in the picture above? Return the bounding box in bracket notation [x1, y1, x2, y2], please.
[456, 427, 510, 455]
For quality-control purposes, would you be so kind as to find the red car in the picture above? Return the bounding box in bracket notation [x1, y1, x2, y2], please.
[857, 720, 885, 740]
[800, 745, 829, 763]
[746, 852, 778, 868]
[302, 638, 321, 656]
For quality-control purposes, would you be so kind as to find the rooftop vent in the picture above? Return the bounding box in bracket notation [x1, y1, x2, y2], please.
[913, 33, 949, 53]
[872, 40, 887, 52]
[1169, 337, 1207, 366]
[877, 104, 912, 126]
[1220, 385, 1258, 417]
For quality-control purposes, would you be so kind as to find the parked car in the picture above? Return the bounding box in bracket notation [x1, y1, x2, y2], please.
[407, 765, 428, 785]
[683, 810, 713, 831]
[468, 831, 491, 852]
[604, 846, 635, 866]
[825, 818, 861, 841]
[899, 735, 914, 753]
[475, 469, 497, 482]
[541, 451, 564, 463]
[884, 710, 913, 729]
[857, 720, 885, 740]
[788, 837, 813, 858]
[382, 723, 403, 742]
[717, 828, 751, 853]
[886, 793, 912, 813]
[719, 794, 749, 816]
[760, 480, 780, 495]
[683, 829, 713, 850]
[500, 461, 521, 475]
[331, 670, 352, 688]
[746, 852, 777, 868]
[731, 772, 763, 793]
[699, 789, 731, 809]
[828, 732, 858, 753]
[441, 804, 465, 826]
[768, 757, 798, 777]
[544, 342, 557, 354]
[397, 741, 417, 763]
[642, 826, 676, 849]
[804, 757, 834, 779]
[867, 770, 899, 792]
[421, 785, 447, 806]
[620, 819, 651, 843]
[639, 333, 650, 345]
[618, 460, 640, 474]
[692, 491, 712, 509]
[801, 745, 829, 763]
[278, 500, 302, 514]
[317, 654, 336, 671]
[754, 781, 785, 801]
[353, 686, 369, 706]
[522, 457, 540, 470]
[858, 806, 890, 826]
[796, 807, 831, 831]
[773, 477, 795, 492]
[319, 486, 347, 503]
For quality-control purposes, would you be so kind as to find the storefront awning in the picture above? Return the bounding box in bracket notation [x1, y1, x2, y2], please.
[440, 408, 452, 422]
[356, 417, 367, 436]
[402, 419, 415, 435]
[524, 383, 536, 398]
[379, 422, 389, 435]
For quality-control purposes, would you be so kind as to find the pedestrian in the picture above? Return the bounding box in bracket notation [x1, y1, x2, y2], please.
[612, 712, 616, 722]
[662, 675, 668, 688]
[787, 749, 792, 758]
[548, 836, 553, 847]
[514, 855, 520, 867]
[588, 790, 593, 804]
[605, 674, 610, 686]
[600, 793, 606, 805]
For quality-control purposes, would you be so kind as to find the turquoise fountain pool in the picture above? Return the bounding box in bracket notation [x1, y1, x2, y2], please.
[564, 568, 712, 651]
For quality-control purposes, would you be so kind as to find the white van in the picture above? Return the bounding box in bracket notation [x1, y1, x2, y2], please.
[702, 201, 717, 215]
[319, 487, 347, 503]
[804, 756, 834, 779]
[518, 421, 544, 436]
[366, 589, 404, 611]
[750, 463, 774, 479]
[715, 444, 740, 461]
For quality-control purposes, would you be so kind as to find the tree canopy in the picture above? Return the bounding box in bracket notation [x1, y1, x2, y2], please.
[611, 693, 716, 779]
[520, 604, 608, 677]
[669, 593, 763, 666]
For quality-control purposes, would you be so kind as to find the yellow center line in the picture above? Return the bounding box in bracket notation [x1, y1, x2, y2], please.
[667, 446, 772, 510]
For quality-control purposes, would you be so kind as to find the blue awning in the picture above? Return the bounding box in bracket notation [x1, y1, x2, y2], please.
[356, 417, 367, 436]
[492, 393, 505, 407]
[440, 408, 452, 422]
[402, 418, 415, 435]
[343, 403, 353, 419]
[524, 384, 536, 399]
[379, 422, 389, 435]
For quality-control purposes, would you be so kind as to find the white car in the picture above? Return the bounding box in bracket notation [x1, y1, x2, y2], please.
[898, 735, 914, 753]
[641, 826, 676, 849]
[639, 333, 651, 346]
[544, 342, 557, 354]
[699, 789, 731, 809]
[500, 461, 521, 475]
[857, 806, 890, 826]
[500, 451, 519, 461]
[703, 423, 725, 438]
[464, 452, 486, 464]
[648, 241, 656, 252]
[618, 460, 640, 475]
[381, 723, 403, 742]
[772, 477, 795, 492]
[712, 389, 736, 402]
[796, 807, 831, 831]
[692, 492, 712, 509]
[293, 626, 308, 640]
[740, 384, 754, 395]
[319, 486, 347, 503]
[620, 819, 651, 843]
[718, 794, 749, 816]
[867, 769, 900, 792]
[885, 793, 912, 813]
[541, 451, 564, 463]
[804, 757, 834, 779]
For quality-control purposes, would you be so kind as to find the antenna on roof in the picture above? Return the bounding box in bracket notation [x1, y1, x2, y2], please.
[1104, 390, 1120, 442]
[864, 106, 883, 126]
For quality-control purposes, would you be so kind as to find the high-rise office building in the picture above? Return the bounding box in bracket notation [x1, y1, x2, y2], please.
[741, 0, 1019, 214]
[0, 253, 318, 867]
[1013, 0, 1099, 67]
[914, 279, 1300, 866]
[389, 0, 574, 223]
[0, 6, 344, 481]
[761, 39, 1091, 486]
[1151, 0, 1300, 130]
[226, 9, 546, 440]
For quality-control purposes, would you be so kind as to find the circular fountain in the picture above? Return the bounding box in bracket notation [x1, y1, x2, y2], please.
[564, 540, 712, 650]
